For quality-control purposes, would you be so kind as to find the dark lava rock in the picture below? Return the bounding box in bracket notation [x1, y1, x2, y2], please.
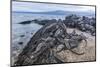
[14, 20, 87, 66]
[33, 19, 57, 25]
[18, 20, 33, 24]
[20, 35, 25, 37]
[18, 42, 23, 45]
[63, 14, 96, 36]
[14, 21, 68, 66]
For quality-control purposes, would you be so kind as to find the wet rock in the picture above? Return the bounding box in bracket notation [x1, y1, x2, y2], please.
[18, 20, 32, 24]
[20, 35, 25, 37]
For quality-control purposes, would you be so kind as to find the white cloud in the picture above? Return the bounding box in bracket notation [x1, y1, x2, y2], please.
[12, 1, 95, 12]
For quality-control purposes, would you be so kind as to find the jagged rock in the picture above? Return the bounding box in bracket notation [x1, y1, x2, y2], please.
[64, 14, 80, 28]
[14, 20, 87, 66]
[63, 15, 96, 36]
[14, 22, 67, 66]
[33, 19, 57, 25]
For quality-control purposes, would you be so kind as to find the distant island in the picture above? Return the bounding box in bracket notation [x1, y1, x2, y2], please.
[13, 10, 95, 17]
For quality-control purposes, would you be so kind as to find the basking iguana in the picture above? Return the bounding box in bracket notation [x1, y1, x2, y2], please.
[14, 20, 87, 66]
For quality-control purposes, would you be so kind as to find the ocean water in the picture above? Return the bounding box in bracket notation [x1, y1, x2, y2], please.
[12, 12, 66, 42]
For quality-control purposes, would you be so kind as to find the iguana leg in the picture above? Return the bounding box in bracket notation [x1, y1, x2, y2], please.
[70, 39, 87, 55]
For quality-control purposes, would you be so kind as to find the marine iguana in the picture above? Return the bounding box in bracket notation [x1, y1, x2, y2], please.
[14, 20, 87, 66]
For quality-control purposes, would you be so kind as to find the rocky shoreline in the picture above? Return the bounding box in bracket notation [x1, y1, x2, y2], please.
[12, 14, 96, 66]
[19, 14, 96, 36]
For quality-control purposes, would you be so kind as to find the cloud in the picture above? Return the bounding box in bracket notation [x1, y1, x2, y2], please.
[12, 1, 95, 13]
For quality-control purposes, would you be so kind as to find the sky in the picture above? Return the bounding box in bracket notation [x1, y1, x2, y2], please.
[12, 1, 95, 13]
